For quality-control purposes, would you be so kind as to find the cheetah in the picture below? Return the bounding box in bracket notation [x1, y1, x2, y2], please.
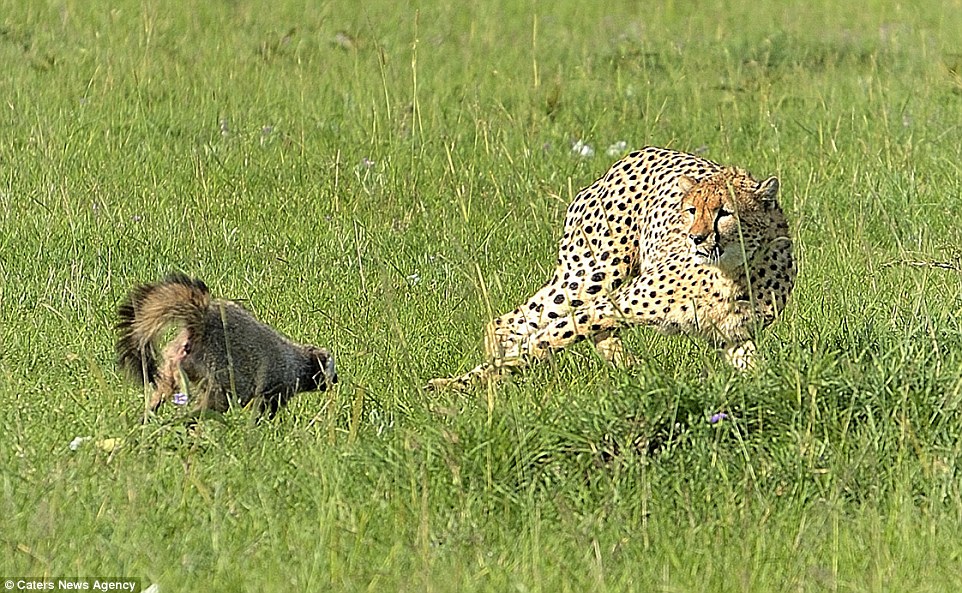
[428, 146, 795, 389]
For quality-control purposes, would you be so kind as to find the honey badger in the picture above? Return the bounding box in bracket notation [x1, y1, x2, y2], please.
[116, 273, 337, 418]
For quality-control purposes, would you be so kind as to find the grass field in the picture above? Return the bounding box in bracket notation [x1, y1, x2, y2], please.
[3, 0, 962, 590]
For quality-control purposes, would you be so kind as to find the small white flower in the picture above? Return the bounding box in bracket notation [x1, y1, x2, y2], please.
[571, 140, 594, 158]
[406, 273, 421, 286]
[606, 140, 628, 157]
[69, 436, 92, 451]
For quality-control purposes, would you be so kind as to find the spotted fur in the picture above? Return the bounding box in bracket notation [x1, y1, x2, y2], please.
[429, 146, 795, 389]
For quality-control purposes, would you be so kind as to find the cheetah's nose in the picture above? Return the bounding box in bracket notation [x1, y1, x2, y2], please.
[689, 233, 709, 246]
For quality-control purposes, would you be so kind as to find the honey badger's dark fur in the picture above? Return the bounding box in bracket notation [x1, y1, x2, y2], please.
[116, 273, 336, 418]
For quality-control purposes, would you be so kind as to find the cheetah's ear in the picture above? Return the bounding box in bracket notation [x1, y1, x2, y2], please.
[755, 176, 780, 206]
[677, 175, 696, 194]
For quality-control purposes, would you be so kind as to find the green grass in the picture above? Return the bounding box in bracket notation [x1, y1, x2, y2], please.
[2, 0, 962, 590]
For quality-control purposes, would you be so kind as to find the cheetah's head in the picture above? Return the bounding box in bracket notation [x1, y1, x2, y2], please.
[678, 168, 780, 272]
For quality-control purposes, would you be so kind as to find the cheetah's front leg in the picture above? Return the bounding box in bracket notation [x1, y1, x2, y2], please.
[592, 330, 637, 366]
[723, 340, 756, 370]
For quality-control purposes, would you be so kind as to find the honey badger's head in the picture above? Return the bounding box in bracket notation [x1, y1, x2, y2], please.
[306, 347, 337, 390]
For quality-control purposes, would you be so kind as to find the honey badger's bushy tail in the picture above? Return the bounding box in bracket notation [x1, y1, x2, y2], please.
[116, 273, 211, 384]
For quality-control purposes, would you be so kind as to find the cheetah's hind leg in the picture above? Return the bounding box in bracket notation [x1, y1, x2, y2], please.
[426, 361, 509, 391]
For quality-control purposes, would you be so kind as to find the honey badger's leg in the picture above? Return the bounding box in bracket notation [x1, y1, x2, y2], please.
[192, 379, 229, 413]
[147, 332, 191, 413]
[148, 353, 179, 412]
[167, 330, 232, 413]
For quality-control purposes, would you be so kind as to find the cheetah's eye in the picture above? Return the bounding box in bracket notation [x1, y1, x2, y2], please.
[684, 206, 696, 215]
